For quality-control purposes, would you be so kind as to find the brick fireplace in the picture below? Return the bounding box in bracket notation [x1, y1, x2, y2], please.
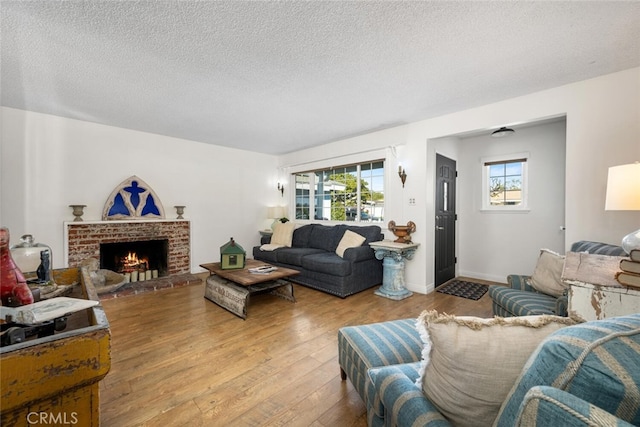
[65, 220, 191, 275]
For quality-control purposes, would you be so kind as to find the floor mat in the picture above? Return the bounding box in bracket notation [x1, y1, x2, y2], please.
[436, 279, 488, 300]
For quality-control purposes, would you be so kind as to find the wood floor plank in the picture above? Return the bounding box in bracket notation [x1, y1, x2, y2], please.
[100, 274, 495, 426]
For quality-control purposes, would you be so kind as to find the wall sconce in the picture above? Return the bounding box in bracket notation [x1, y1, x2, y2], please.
[398, 166, 407, 188]
[277, 182, 284, 196]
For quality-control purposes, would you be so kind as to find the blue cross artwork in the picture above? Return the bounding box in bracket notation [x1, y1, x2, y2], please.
[103, 176, 165, 220]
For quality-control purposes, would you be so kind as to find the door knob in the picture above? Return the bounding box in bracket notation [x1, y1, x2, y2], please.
[435, 226, 444, 230]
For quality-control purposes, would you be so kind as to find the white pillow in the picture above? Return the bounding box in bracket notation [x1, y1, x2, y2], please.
[270, 222, 295, 247]
[529, 248, 566, 297]
[416, 310, 575, 427]
[335, 230, 366, 258]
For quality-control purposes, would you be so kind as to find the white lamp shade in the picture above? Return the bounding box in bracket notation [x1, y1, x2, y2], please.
[605, 163, 640, 211]
[267, 206, 285, 219]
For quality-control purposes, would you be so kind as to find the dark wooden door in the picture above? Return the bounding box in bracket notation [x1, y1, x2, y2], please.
[435, 154, 457, 287]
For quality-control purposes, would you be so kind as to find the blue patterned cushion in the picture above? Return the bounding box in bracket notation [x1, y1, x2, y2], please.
[274, 247, 324, 265]
[368, 363, 451, 427]
[345, 225, 383, 244]
[291, 224, 315, 247]
[496, 314, 640, 426]
[308, 225, 342, 252]
[338, 319, 423, 411]
[251, 245, 279, 263]
[507, 274, 536, 292]
[488, 286, 559, 316]
[517, 386, 637, 426]
[570, 240, 626, 256]
[301, 253, 351, 276]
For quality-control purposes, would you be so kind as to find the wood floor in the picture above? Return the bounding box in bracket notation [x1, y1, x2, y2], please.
[99, 275, 495, 426]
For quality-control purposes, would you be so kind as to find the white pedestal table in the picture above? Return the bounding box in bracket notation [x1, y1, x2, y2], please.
[369, 240, 419, 300]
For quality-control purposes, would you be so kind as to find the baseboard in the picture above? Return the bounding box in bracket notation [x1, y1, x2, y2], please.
[405, 282, 435, 295]
[457, 270, 506, 284]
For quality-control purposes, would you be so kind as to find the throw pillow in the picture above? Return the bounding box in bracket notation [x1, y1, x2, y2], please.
[416, 310, 575, 427]
[529, 248, 566, 297]
[335, 230, 366, 258]
[270, 222, 295, 247]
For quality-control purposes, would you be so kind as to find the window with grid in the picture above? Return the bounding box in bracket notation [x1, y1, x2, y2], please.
[482, 154, 528, 210]
[294, 161, 384, 222]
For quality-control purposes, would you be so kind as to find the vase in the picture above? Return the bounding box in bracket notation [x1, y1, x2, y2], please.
[1, 227, 34, 306]
[174, 206, 185, 219]
[69, 204, 86, 221]
[388, 220, 417, 244]
[10, 233, 54, 275]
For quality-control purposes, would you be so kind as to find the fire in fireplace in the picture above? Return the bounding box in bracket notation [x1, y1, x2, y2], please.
[100, 240, 169, 278]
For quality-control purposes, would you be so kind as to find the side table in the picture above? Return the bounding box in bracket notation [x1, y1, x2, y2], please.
[369, 240, 419, 300]
[562, 251, 640, 321]
[259, 229, 273, 238]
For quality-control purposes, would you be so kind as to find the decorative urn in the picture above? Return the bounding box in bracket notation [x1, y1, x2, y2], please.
[388, 220, 417, 244]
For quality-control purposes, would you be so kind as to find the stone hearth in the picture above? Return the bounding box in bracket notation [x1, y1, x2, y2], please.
[98, 273, 202, 300]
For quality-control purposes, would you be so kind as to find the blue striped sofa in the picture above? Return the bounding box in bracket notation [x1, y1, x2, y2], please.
[488, 241, 626, 317]
[339, 314, 640, 426]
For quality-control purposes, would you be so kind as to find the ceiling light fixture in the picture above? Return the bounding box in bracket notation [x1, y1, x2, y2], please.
[491, 127, 515, 138]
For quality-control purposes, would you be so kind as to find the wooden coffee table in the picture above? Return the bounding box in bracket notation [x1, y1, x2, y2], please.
[200, 259, 299, 319]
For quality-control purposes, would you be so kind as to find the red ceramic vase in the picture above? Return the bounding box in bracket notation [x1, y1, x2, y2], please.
[1, 227, 34, 306]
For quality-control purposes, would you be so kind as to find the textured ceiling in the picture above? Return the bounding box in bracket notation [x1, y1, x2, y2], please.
[2, 1, 640, 155]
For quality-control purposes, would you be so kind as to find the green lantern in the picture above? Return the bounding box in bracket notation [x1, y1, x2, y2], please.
[220, 237, 246, 270]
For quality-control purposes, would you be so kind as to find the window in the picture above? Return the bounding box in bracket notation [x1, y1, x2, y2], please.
[294, 161, 384, 222]
[481, 154, 528, 211]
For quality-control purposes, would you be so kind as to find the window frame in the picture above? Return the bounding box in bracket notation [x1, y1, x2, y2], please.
[481, 152, 530, 212]
[292, 160, 385, 223]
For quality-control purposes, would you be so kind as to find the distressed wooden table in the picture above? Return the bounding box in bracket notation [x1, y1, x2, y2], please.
[563, 251, 640, 321]
[200, 260, 299, 319]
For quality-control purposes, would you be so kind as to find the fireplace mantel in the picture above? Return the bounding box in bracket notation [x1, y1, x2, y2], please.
[64, 220, 191, 275]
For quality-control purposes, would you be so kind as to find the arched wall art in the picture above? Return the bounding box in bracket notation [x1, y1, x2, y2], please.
[102, 176, 165, 220]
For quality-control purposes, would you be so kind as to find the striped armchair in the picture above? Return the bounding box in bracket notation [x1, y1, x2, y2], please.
[337, 319, 424, 426]
[488, 240, 625, 317]
[339, 314, 640, 426]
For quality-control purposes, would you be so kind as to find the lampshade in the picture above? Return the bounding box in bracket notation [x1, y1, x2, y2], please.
[605, 162, 640, 254]
[605, 163, 640, 210]
[267, 206, 285, 219]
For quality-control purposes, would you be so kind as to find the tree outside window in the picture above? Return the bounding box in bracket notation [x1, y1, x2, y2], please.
[489, 162, 523, 206]
[482, 154, 529, 211]
[294, 161, 384, 222]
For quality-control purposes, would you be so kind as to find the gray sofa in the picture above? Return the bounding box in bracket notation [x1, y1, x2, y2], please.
[252, 223, 383, 298]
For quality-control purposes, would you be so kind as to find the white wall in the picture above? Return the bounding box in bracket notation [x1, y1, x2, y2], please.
[0, 108, 280, 272]
[281, 67, 640, 294]
[2, 68, 638, 289]
[457, 120, 567, 282]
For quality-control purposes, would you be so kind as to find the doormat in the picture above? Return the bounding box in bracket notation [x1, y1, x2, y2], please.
[437, 280, 488, 301]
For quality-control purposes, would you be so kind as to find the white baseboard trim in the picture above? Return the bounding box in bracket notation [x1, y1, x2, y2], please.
[457, 270, 506, 284]
[405, 282, 436, 295]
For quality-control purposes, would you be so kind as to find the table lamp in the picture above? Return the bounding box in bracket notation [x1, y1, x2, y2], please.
[605, 162, 640, 253]
[267, 206, 286, 230]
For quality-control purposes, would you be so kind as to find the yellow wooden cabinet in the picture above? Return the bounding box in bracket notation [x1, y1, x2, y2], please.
[1, 268, 111, 426]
